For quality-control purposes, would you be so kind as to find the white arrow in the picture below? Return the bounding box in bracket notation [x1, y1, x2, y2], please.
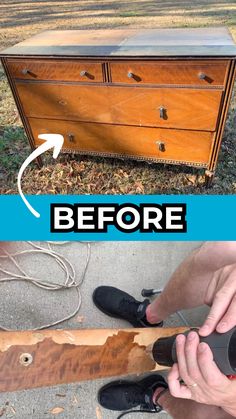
[17, 133, 64, 218]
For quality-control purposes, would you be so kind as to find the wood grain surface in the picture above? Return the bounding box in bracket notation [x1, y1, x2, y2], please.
[7, 59, 104, 82]
[0, 327, 188, 392]
[110, 60, 229, 86]
[7, 58, 229, 86]
[1, 28, 235, 176]
[29, 118, 214, 165]
[17, 83, 223, 131]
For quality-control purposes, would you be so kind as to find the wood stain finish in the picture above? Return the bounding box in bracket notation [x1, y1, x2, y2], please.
[0, 327, 188, 392]
[1, 28, 235, 182]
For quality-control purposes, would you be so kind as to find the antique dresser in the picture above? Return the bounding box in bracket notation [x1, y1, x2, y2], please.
[1, 27, 236, 183]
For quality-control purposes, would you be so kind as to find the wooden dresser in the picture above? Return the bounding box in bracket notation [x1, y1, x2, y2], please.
[1, 27, 236, 184]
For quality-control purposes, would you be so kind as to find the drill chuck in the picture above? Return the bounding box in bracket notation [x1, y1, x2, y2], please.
[152, 327, 236, 376]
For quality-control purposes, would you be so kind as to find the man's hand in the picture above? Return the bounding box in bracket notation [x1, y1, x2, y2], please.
[168, 331, 236, 416]
[199, 263, 236, 336]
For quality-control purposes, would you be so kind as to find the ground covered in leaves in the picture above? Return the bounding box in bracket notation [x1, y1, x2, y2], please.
[0, 0, 236, 194]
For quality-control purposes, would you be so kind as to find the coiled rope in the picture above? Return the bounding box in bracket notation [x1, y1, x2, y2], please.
[0, 241, 91, 330]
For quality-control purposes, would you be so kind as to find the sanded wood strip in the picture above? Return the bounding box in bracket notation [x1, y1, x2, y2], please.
[0, 327, 188, 392]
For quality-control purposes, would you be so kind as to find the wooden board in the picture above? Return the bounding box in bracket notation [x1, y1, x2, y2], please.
[1, 28, 236, 57]
[0, 327, 188, 392]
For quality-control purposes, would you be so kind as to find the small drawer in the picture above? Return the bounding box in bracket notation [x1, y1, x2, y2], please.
[17, 83, 223, 131]
[110, 60, 229, 86]
[29, 118, 213, 165]
[7, 59, 103, 82]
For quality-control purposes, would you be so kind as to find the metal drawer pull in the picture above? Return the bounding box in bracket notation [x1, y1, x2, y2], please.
[21, 68, 37, 78]
[156, 141, 165, 152]
[127, 71, 141, 82]
[159, 106, 166, 119]
[68, 133, 75, 142]
[22, 68, 30, 75]
[80, 70, 95, 80]
[199, 72, 206, 80]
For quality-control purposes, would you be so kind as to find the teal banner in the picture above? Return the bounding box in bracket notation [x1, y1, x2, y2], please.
[0, 194, 234, 241]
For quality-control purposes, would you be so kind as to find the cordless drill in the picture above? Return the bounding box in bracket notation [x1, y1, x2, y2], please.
[149, 327, 236, 377]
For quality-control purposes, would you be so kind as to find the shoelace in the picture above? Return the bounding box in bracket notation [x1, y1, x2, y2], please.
[116, 383, 168, 418]
[118, 298, 147, 320]
[117, 405, 160, 419]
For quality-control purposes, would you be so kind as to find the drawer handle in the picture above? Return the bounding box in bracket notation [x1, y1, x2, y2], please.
[68, 133, 75, 142]
[127, 72, 141, 82]
[22, 68, 30, 75]
[198, 72, 206, 80]
[80, 70, 95, 80]
[159, 106, 167, 120]
[156, 141, 165, 152]
[21, 68, 37, 78]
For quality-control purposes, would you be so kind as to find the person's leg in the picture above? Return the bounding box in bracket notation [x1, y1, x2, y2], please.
[156, 389, 234, 419]
[146, 242, 236, 324]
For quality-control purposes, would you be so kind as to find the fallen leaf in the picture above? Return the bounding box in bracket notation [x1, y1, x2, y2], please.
[75, 316, 85, 323]
[55, 394, 66, 398]
[49, 407, 64, 415]
[185, 174, 197, 185]
[71, 395, 79, 406]
[96, 406, 102, 419]
[0, 408, 6, 417]
[9, 406, 16, 415]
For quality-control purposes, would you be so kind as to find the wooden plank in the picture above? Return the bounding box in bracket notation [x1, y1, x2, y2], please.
[16, 83, 223, 131]
[0, 327, 188, 392]
[1, 28, 235, 57]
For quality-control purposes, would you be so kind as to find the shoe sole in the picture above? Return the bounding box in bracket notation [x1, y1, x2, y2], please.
[97, 374, 168, 411]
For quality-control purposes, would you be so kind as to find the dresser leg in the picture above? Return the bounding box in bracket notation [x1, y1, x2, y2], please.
[204, 169, 215, 187]
[36, 155, 43, 168]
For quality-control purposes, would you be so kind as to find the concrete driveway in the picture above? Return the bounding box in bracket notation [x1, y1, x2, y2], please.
[0, 241, 207, 418]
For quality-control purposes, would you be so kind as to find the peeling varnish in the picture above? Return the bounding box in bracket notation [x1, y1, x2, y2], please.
[0, 327, 188, 352]
[0, 329, 120, 351]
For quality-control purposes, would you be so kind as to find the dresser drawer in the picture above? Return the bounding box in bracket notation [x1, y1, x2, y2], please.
[18, 83, 222, 131]
[7, 59, 103, 82]
[110, 60, 229, 86]
[29, 118, 213, 165]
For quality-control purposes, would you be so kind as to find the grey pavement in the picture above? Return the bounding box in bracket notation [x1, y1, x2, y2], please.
[0, 241, 208, 419]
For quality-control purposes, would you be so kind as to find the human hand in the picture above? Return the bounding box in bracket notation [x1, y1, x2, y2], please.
[168, 331, 236, 416]
[199, 263, 236, 336]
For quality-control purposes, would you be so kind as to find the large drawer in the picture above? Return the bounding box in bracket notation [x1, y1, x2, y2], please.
[17, 83, 223, 131]
[29, 118, 214, 165]
[110, 60, 229, 86]
[7, 59, 103, 82]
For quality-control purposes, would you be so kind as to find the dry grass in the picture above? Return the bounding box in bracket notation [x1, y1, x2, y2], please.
[0, 0, 236, 194]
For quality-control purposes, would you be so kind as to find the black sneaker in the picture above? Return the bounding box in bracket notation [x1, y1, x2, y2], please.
[98, 374, 168, 415]
[92, 286, 163, 328]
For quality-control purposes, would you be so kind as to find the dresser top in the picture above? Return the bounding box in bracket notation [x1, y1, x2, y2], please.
[1, 27, 236, 58]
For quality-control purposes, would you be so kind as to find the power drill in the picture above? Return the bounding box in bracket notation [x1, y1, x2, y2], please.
[149, 327, 236, 377]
